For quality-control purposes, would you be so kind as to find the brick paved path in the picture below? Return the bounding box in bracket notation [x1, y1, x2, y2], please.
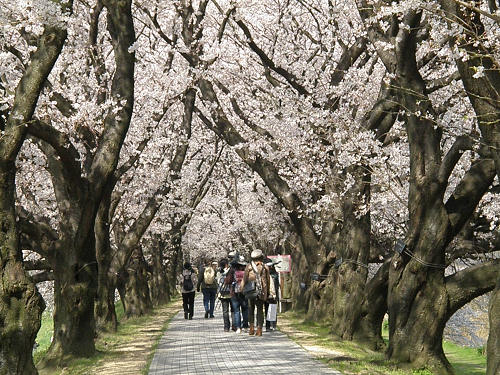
[149, 296, 341, 374]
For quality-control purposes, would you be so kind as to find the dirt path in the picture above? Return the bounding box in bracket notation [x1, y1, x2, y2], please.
[85, 299, 182, 375]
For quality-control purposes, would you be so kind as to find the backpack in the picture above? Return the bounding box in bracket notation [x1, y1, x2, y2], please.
[204, 267, 215, 285]
[219, 272, 230, 295]
[183, 271, 193, 291]
[233, 270, 244, 293]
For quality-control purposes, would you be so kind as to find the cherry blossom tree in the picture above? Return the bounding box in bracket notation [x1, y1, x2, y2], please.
[0, 0, 72, 372]
[15, 0, 136, 365]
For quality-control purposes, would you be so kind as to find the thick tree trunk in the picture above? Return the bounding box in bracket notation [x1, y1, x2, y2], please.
[388, 266, 452, 374]
[94, 189, 117, 332]
[150, 246, 170, 306]
[42, 235, 98, 365]
[0, 165, 45, 375]
[487, 279, 500, 375]
[329, 166, 384, 348]
[120, 247, 152, 317]
[387, 173, 453, 373]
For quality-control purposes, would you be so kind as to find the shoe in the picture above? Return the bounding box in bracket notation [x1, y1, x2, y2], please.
[243, 328, 249, 333]
[249, 324, 255, 336]
[184, 312, 188, 319]
[205, 312, 209, 319]
[209, 315, 215, 318]
[189, 314, 193, 320]
[256, 326, 262, 336]
[236, 328, 241, 334]
[224, 328, 230, 332]
[231, 326, 237, 332]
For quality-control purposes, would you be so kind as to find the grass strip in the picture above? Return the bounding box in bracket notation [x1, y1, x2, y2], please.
[35, 296, 182, 375]
[278, 310, 486, 375]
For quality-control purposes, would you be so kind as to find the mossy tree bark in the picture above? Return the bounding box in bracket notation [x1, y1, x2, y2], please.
[149, 237, 170, 306]
[0, 15, 70, 374]
[369, 10, 500, 374]
[119, 246, 153, 317]
[26, 0, 135, 365]
[487, 279, 500, 375]
[436, 5, 500, 373]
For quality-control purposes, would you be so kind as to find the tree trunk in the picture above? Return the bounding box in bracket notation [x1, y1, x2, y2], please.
[0, 165, 45, 375]
[329, 166, 384, 348]
[120, 247, 152, 317]
[42, 235, 98, 365]
[94, 188, 117, 332]
[150, 245, 170, 306]
[487, 279, 500, 375]
[388, 265, 452, 374]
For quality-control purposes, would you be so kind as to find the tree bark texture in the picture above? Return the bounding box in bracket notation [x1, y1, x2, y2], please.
[149, 243, 170, 306]
[120, 247, 152, 318]
[95, 191, 117, 332]
[487, 279, 500, 375]
[0, 166, 45, 375]
[0, 18, 69, 374]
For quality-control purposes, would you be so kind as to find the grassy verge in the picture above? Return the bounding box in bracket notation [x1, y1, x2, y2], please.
[279, 311, 486, 375]
[34, 297, 181, 375]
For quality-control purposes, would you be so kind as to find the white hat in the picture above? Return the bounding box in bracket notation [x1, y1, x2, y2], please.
[237, 255, 247, 266]
[228, 251, 236, 258]
[250, 249, 263, 259]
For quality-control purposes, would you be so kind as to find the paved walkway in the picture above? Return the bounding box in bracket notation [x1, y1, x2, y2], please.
[149, 296, 341, 374]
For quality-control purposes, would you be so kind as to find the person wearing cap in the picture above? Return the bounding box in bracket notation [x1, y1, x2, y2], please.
[264, 258, 280, 331]
[177, 262, 198, 319]
[217, 258, 232, 332]
[197, 260, 218, 318]
[226, 250, 237, 330]
[242, 249, 275, 336]
[229, 255, 249, 333]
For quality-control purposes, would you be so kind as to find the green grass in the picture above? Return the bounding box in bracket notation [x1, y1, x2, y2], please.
[280, 311, 486, 375]
[34, 297, 181, 374]
[33, 311, 54, 364]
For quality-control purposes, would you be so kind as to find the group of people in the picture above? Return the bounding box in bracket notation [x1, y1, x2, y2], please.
[178, 249, 280, 336]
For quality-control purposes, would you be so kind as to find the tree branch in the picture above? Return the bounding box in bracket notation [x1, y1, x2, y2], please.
[445, 157, 496, 238]
[28, 119, 83, 184]
[438, 134, 475, 184]
[446, 259, 500, 315]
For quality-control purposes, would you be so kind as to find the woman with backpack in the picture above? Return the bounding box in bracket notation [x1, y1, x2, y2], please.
[229, 255, 249, 333]
[217, 258, 232, 331]
[197, 260, 218, 318]
[178, 262, 198, 319]
[241, 249, 275, 336]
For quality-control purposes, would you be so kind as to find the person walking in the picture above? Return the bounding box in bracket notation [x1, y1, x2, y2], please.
[242, 249, 275, 336]
[217, 258, 232, 332]
[227, 251, 237, 330]
[265, 259, 280, 331]
[230, 255, 249, 333]
[197, 260, 218, 318]
[178, 262, 197, 319]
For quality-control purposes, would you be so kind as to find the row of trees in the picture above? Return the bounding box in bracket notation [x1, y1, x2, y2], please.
[0, 1, 499, 374]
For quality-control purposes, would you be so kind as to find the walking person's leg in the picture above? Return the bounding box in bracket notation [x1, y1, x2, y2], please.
[248, 298, 256, 335]
[182, 293, 189, 319]
[241, 295, 249, 330]
[188, 291, 195, 319]
[229, 300, 235, 330]
[221, 299, 230, 331]
[256, 300, 264, 336]
[231, 297, 242, 329]
[265, 302, 270, 331]
[202, 288, 209, 318]
[209, 288, 216, 317]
